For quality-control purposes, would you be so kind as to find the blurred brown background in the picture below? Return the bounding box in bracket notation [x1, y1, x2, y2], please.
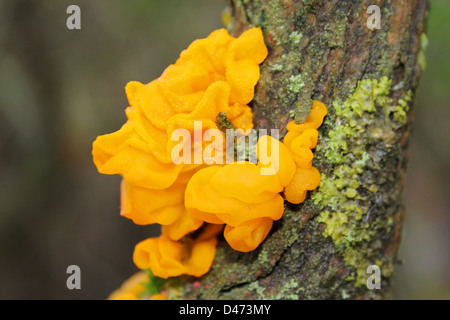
[0, 0, 448, 299]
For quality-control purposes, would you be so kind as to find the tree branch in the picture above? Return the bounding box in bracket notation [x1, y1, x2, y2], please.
[166, 0, 429, 300]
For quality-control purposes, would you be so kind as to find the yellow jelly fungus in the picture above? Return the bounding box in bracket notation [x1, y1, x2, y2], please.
[184, 102, 327, 251]
[224, 217, 273, 252]
[133, 234, 218, 279]
[93, 29, 269, 276]
[256, 135, 296, 187]
[149, 294, 169, 300]
[120, 168, 202, 236]
[283, 101, 327, 204]
[108, 271, 147, 300]
[284, 166, 321, 204]
[185, 165, 285, 227]
[184, 137, 294, 251]
[161, 208, 204, 242]
[120, 178, 186, 226]
[93, 24, 328, 281]
[107, 271, 169, 300]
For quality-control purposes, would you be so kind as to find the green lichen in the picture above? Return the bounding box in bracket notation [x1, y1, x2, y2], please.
[323, 14, 347, 48]
[312, 77, 412, 286]
[316, 77, 410, 165]
[315, 166, 374, 250]
[288, 74, 305, 93]
[257, 248, 270, 265]
[418, 33, 428, 71]
[271, 279, 299, 300]
[289, 31, 303, 45]
[248, 281, 267, 299]
[241, 0, 314, 124]
[343, 249, 368, 286]
[248, 278, 299, 300]
[341, 289, 350, 299]
[270, 63, 284, 72]
[392, 90, 412, 125]
[342, 249, 395, 287]
[268, 50, 314, 123]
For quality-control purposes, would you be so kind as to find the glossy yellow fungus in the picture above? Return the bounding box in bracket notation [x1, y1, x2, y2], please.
[283, 100, 327, 204]
[284, 166, 321, 204]
[93, 25, 328, 282]
[149, 294, 169, 300]
[107, 271, 147, 300]
[93, 27, 268, 279]
[185, 137, 294, 251]
[120, 178, 186, 226]
[120, 169, 199, 229]
[184, 102, 327, 251]
[133, 230, 218, 279]
[224, 217, 273, 252]
[107, 271, 169, 300]
[284, 100, 328, 146]
[161, 207, 204, 242]
[185, 164, 285, 227]
[108, 271, 146, 300]
[256, 134, 296, 187]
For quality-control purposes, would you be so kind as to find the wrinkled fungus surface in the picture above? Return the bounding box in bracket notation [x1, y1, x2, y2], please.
[92, 28, 327, 296]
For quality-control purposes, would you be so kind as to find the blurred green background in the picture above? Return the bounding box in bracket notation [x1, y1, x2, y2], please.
[0, 0, 448, 299]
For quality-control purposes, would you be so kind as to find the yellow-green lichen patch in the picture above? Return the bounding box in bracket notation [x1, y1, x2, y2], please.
[248, 278, 299, 300]
[289, 31, 303, 45]
[343, 248, 395, 287]
[314, 165, 374, 250]
[418, 33, 428, 71]
[312, 77, 412, 286]
[391, 90, 412, 125]
[322, 13, 347, 48]
[343, 248, 368, 286]
[288, 74, 305, 93]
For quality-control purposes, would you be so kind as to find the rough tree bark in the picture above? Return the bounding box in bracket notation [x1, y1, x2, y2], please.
[165, 0, 429, 299]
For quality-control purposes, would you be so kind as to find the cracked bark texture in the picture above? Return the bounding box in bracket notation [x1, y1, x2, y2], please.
[166, 0, 429, 299]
